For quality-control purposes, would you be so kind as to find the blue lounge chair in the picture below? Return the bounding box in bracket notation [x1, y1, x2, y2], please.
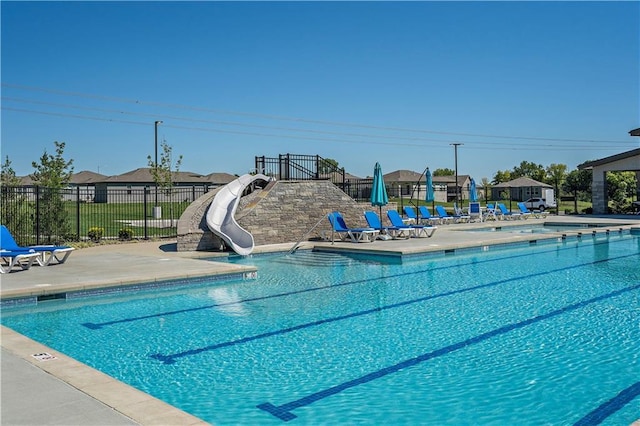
[434, 206, 455, 224]
[468, 202, 482, 222]
[497, 203, 521, 220]
[418, 206, 441, 226]
[0, 225, 75, 266]
[517, 202, 544, 219]
[387, 210, 437, 238]
[0, 250, 41, 273]
[403, 206, 418, 224]
[327, 212, 379, 243]
[365, 211, 410, 239]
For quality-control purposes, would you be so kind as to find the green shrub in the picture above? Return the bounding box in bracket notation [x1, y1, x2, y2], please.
[88, 227, 104, 242]
[118, 228, 134, 240]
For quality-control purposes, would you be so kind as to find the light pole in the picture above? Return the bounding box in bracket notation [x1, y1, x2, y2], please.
[451, 143, 462, 207]
[154, 120, 163, 208]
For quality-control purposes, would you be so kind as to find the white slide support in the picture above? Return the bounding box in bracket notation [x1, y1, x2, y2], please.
[206, 174, 272, 256]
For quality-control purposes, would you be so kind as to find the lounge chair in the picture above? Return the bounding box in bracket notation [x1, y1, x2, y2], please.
[497, 203, 522, 220]
[327, 212, 379, 243]
[418, 206, 441, 225]
[0, 225, 75, 266]
[434, 206, 455, 224]
[0, 250, 41, 273]
[483, 203, 499, 221]
[403, 206, 419, 224]
[364, 211, 410, 240]
[468, 202, 482, 222]
[453, 203, 471, 223]
[517, 202, 545, 219]
[387, 210, 437, 238]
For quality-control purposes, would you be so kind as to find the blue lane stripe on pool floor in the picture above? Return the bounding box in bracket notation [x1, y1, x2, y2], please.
[573, 381, 640, 426]
[256, 284, 640, 422]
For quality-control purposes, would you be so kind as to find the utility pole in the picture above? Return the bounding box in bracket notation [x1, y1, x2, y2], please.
[451, 143, 463, 207]
[154, 120, 163, 208]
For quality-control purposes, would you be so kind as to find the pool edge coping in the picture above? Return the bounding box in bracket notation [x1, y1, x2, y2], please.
[1, 325, 209, 425]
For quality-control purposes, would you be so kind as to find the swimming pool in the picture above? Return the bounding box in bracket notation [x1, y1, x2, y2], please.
[1, 232, 639, 425]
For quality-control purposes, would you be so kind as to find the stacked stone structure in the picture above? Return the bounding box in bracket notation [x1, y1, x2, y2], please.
[177, 179, 395, 252]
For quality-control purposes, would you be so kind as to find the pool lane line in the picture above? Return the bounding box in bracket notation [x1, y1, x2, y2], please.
[149, 252, 639, 364]
[574, 381, 640, 426]
[82, 238, 635, 330]
[256, 283, 640, 422]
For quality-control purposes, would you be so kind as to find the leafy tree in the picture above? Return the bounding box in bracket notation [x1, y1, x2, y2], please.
[480, 177, 491, 200]
[318, 158, 340, 175]
[546, 163, 567, 210]
[1, 156, 32, 238]
[492, 170, 512, 184]
[563, 169, 591, 212]
[148, 138, 183, 220]
[30, 141, 74, 243]
[606, 171, 636, 213]
[433, 168, 454, 176]
[512, 161, 546, 182]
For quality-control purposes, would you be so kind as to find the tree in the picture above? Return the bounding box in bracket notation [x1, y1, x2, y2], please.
[1, 156, 32, 238]
[512, 161, 546, 182]
[481, 177, 491, 200]
[492, 170, 512, 184]
[318, 158, 340, 175]
[433, 168, 454, 176]
[147, 138, 183, 220]
[563, 169, 591, 212]
[30, 141, 74, 243]
[606, 171, 636, 213]
[546, 163, 567, 211]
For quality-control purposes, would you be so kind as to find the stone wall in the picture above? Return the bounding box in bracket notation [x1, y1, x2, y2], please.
[177, 179, 396, 252]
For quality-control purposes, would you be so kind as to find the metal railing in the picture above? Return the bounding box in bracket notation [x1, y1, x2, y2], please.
[1, 185, 207, 245]
[255, 154, 345, 186]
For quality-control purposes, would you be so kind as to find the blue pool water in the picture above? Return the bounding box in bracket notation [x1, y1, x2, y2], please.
[2, 233, 639, 425]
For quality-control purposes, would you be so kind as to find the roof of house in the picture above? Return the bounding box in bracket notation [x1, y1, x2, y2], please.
[70, 170, 108, 184]
[492, 176, 552, 188]
[383, 169, 423, 182]
[100, 168, 236, 184]
[577, 147, 640, 170]
[629, 128, 640, 137]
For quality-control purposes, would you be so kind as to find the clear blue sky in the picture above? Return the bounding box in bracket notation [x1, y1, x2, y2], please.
[2, 1, 639, 182]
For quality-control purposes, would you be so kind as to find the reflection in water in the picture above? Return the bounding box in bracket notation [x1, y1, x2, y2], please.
[208, 287, 248, 317]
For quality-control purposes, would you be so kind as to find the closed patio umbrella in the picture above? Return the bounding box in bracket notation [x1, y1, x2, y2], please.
[425, 168, 435, 212]
[371, 162, 389, 232]
[469, 177, 478, 203]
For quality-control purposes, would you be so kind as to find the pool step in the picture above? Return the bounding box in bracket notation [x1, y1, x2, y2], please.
[274, 251, 359, 267]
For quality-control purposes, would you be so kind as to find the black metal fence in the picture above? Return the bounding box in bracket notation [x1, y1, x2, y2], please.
[1, 185, 205, 246]
[255, 154, 346, 186]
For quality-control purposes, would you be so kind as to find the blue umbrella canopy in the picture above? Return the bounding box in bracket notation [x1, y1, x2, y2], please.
[425, 168, 434, 203]
[469, 177, 478, 202]
[371, 162, 389, 207]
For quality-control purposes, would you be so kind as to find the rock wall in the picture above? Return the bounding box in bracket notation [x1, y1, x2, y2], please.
[177, 180, 396, 252]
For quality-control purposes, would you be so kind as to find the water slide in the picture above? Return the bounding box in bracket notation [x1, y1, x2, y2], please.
[206, 173, 272, 256]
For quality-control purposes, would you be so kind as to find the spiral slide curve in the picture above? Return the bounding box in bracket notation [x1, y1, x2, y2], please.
[205, 174, 271, 256]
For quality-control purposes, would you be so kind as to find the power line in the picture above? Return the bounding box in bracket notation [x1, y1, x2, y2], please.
[3, 106, 634, 152]
[2, 82, 633, 145]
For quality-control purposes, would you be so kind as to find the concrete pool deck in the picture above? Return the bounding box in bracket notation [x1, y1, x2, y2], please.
[2, 215, 639, 425]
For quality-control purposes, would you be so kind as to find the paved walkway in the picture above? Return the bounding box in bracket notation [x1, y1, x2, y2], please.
[1, 215, 639, 425]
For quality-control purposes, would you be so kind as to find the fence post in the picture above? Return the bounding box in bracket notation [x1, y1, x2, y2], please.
[35, 185, 40, 245]
[76, 186, 80, 241]
[144, 186, 149, 240]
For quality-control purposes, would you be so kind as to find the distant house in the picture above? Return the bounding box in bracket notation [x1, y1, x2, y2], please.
[432, 174, 473, 203]
[491, 177, 553, 201]
[93, 168, 237, 203]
